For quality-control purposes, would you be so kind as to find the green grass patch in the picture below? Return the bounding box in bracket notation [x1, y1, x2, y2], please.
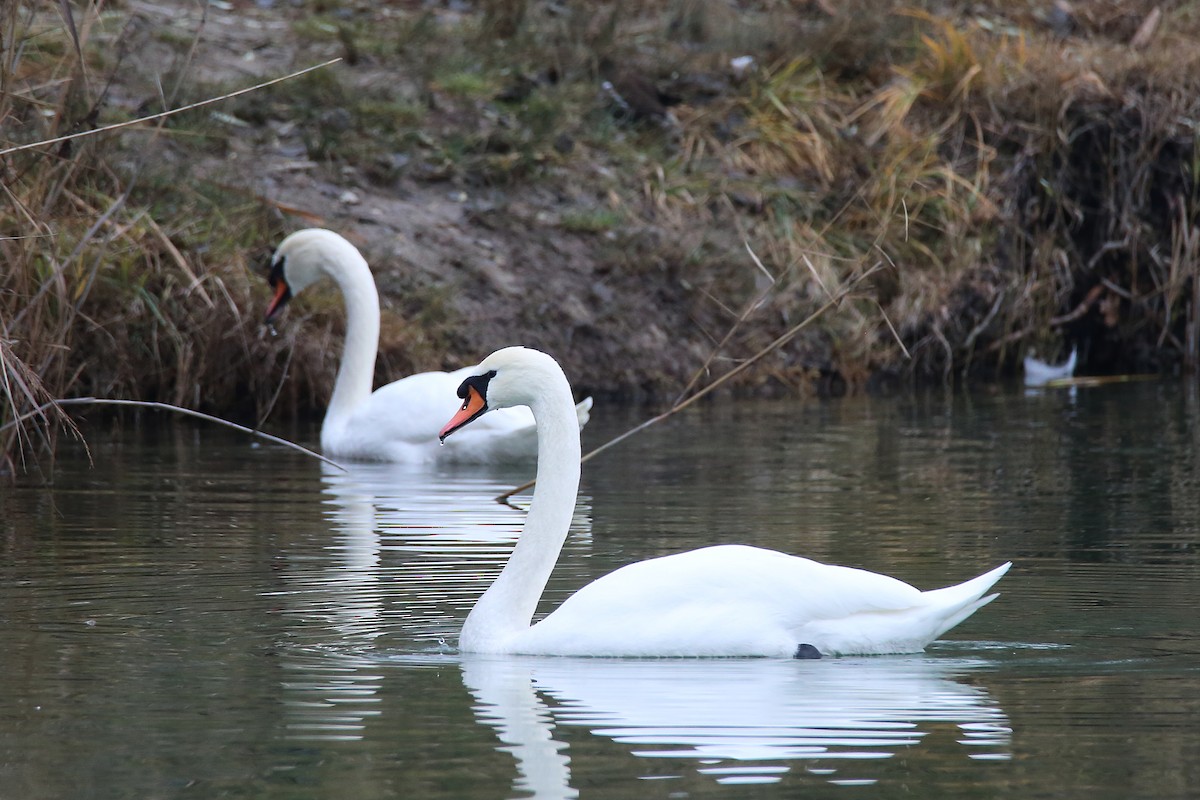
[560, 208, 623, 234]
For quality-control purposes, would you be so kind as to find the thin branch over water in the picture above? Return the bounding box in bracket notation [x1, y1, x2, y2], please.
[0, 398, 345, 471]
[0, 58, 343, 158]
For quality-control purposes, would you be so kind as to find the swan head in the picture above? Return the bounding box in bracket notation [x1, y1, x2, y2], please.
[439, 347, 565, 442]
[264, 229, 360, 322]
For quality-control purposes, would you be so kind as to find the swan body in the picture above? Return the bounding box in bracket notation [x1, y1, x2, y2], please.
[265, 229, 591, 463]
[1024, 346, 1077, 387]
[440, 346, 1010, 657]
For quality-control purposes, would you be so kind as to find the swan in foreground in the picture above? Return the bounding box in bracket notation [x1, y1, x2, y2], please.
[264, 229, 591, 463]
[1024, 346, 1077, 387]
[439, 346, 1011, 657]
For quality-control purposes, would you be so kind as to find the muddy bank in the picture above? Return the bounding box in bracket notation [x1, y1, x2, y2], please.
[250, 166, 723, 400]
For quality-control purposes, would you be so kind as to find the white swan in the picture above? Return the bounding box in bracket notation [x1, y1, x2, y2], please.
[439, 346, 1011, 657]
[1024, 346, 1077, 387]
[265, 229, 592, 463]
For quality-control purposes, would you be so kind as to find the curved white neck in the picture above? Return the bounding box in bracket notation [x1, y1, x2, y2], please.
[323, 249, 380, 436]
[460, 373, 582, 651]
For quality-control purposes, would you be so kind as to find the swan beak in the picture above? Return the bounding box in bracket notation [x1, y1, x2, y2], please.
[439, 386, 488, 442]
[264, 277, 291, 323]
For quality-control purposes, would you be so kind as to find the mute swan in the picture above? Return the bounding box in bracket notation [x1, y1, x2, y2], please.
[264, 229, 591, 463]
[1024, 346, 1077, 387]
[439, 346, 1011, 657]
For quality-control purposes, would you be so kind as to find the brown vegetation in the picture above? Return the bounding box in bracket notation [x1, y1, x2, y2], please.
[2, 0, 1198, 468]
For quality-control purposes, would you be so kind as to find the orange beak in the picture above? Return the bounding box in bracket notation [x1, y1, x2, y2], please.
[264, 278, 291, 322]
[439, 385, 488, 442]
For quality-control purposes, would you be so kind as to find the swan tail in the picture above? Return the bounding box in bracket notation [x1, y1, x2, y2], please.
[793, 562, 1010, 656]
[574, 397, 593, 430]
[919, 561, 1011, 641]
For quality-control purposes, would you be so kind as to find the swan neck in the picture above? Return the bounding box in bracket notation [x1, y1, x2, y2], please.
[461, 374, 581, 651]
[324, 250, 380, 429]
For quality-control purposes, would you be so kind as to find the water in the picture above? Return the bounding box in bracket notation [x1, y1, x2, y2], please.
[2, 381, 1198, 799]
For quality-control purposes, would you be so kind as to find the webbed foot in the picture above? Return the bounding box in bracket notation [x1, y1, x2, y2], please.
[793, 643, 822, 659]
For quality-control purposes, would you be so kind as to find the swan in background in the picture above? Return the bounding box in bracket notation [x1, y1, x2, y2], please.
[264, 229, 592, 463]
[439, 346, 1011, 657]
[1024, 345, 1077, 387]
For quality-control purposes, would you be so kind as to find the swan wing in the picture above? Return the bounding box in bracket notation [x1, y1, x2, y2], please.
[513, 545, 1007, 657]
[329, 368, 590, 463]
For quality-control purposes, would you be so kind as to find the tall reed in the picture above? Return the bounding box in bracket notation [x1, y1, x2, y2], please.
[0, 3, 317, 470]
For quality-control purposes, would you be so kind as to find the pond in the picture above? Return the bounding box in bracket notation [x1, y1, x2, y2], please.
[2, 380, 1198, 799]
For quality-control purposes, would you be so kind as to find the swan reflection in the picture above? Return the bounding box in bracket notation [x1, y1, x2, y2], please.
[462, 654, 1010, 794]
[300, 460, 528, 646]
[274, 460, 592, 741]
[311, 460, 591, 644]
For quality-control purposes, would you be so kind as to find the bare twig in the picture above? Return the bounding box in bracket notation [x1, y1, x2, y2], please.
[799, 252, 831, 300]
[0, 58, 343, 158]
[673, 241, 777, 406]
[1051, 283, 1105, 326]
[496, 262, 883, 502]
[872, 298, 910, 359]
[257, 340, 294, 431]
[870, 247, 910, 359]
[962, 290, 1005, 355]
[0, 397, 345, 471]
[989, 281, 1107, 356]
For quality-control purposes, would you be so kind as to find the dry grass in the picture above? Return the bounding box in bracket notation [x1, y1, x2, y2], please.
[0, 4, 335, 470]
[631, 1, 1200, 382]
[4, 0, 1200, 467]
